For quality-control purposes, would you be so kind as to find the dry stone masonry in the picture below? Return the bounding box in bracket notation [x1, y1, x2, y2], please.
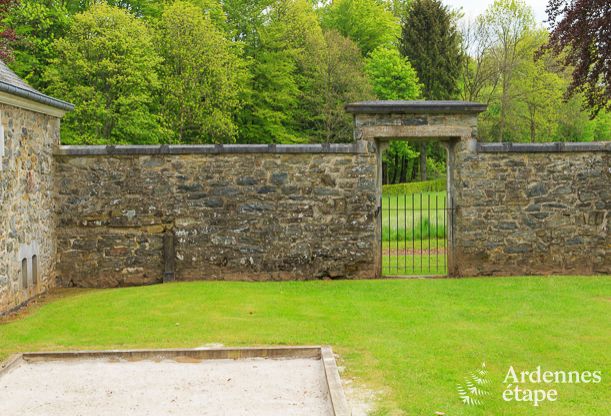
[55, 145, 376, 287]
[0, 62, 608, 315]
[453, 142, 610, 275]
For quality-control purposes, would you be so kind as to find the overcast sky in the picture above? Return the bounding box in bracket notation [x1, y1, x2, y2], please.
[442, 0, 549, 24]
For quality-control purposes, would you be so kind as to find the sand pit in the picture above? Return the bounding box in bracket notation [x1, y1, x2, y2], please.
[0, 351, 340, 416]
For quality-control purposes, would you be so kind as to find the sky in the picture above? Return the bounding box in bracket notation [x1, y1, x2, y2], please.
[442, 0, 549, 24]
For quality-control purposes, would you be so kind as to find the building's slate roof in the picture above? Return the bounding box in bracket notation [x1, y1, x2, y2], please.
[0, 60, 74, 112]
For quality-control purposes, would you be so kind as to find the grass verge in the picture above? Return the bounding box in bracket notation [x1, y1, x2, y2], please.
[1, 277, 609, 415]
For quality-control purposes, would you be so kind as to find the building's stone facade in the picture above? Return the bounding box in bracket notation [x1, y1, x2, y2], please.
[0, 103, 61, 312]
[453, 142, 610, 276]
[54, 145, 377, 287]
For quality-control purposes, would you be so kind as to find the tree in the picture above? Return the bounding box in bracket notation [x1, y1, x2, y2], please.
[5, 0, 71, 89]
[479, 0, 535, 142]
[237, 0, 326, 144]
[399, 0, 463, 100]
[321, 0, 400, 56]
[365, 47, 421, 100]
[0, 0, 16, 62]
[399, 0, 462, 179]
[541, 0, 611, 115]
[61, 0, 163, 17]
[222, 0, 272, 46]
[513, 31, 564, 142]
[320, 29, 373, 142]
[459, 18, 500, 103]
[156, 1, 246, 143]
[44, 3, 163, 144]
[365, 47, 422, 184]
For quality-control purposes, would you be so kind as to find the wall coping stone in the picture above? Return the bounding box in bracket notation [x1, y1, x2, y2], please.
[56, 142, 369, 156]
[345, 100, 487, 114]
[477, 141, 611, 153]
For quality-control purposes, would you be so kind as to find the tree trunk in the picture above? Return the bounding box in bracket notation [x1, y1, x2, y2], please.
[530, 108, 536, 143]
[382, 161, 387, 185]
[391, 152, 399, 184]
[419, 143, 427, 181]
[400, 155, 407, 183]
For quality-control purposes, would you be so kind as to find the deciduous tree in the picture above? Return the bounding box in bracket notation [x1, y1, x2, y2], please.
[365, 47, 421, 100]
[44, 3, 163, 144]
[321, 0, 399, 56]
[156, 1, 246, 143]
[0, 0, 16, 61]
[320, 29, 373, 142]
[479, 0, 535, 142]
[541, 0, 611, 115]
[4, 0, 70, 89]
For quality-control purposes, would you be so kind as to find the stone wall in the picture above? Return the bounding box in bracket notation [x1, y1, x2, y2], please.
[54, 144, 377, 287]
[453, 141, 610, 276]
[0, 103, 60, 312]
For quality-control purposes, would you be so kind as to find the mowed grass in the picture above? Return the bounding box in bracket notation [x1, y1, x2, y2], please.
[381, 191, 448, 236]
[1, 277, 610, 415]
[383, 254, 447, 275]
[382, 191, 448, 276]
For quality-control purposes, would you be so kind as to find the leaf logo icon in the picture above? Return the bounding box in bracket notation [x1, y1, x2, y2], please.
[457, 362, 490, 406]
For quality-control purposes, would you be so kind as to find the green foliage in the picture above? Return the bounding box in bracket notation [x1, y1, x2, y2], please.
[238, 0, 331, 144]
[44, 3, 163, 144]
[320, 29, 374, 142]
[156, 1, 246, 143]
[399, 0, 462, 100]
[365, 47, 421, 100]
[382, 178, 446, 195]
[382, 141, 418, 184]
[5, 0, 71, 89]
[63, 0, 164, 17]
[321, 0, 400, 56]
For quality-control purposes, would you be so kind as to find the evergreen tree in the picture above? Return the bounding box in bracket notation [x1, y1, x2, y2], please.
[399, 0, 462, 178]
[399, 0, 462, 100]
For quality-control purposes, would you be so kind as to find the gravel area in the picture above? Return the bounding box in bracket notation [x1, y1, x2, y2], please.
[0, 357, 333, 416]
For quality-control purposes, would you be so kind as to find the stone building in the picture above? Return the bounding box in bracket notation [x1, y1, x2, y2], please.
[0, 61, 73, 313]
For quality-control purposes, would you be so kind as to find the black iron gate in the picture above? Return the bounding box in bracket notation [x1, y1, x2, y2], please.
[381, 192, 452, 276]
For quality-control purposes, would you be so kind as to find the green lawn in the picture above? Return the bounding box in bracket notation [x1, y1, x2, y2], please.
[382, 191, 448, 276]
[1, 277, 609, 415]
[381, 191, 448, 234]
[383, 253, 446, 275]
